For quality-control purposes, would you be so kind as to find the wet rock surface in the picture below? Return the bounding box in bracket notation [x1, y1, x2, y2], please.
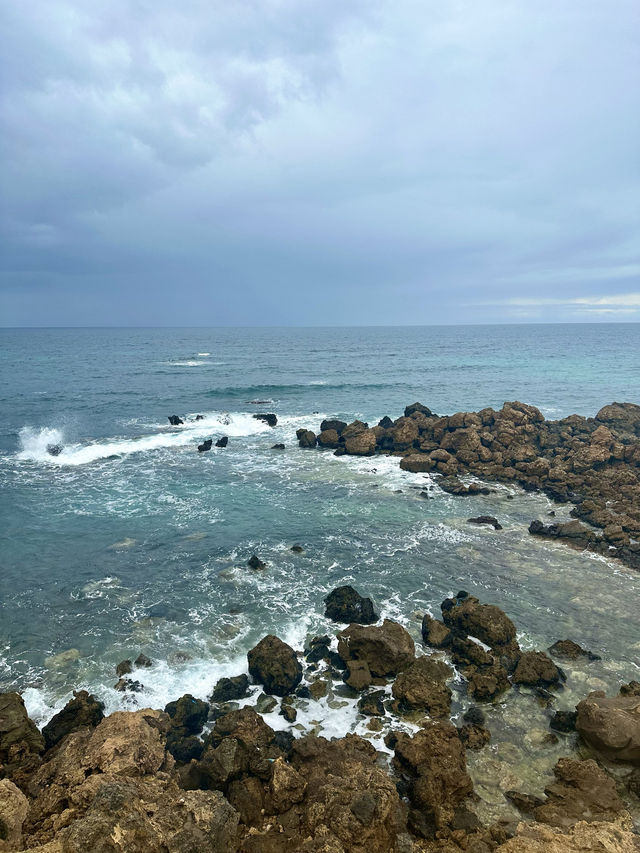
[576, 687, 640, 765]
[41, 690, 104, 751]
[324, 586, 377, 625]
[247, 635, 303, 696]
[338, 620, 415, 677]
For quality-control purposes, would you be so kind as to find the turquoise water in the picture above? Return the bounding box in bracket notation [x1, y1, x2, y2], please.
[0, 325, 639, 756]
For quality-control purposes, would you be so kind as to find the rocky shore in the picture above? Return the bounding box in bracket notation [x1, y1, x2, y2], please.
[296, 401, 640, 569]
[1, 589, 639, 852]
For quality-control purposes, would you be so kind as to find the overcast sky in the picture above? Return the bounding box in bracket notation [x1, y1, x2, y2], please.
[1, 0, 639, 326]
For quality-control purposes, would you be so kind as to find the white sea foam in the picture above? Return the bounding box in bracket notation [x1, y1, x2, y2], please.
[197, 352, 210, 356]
[166, 360, 207, 367]
[16, 412, 273, 467]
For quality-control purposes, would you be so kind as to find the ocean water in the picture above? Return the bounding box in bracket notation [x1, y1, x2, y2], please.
[1, 324, 639, 818]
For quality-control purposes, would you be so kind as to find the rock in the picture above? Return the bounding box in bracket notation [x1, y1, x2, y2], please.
[0, 779, 29, 850]
[344, 660, 372, 691]
[458, 723, 491, 749]
[297, 429, 317, 448]
[548, 639, 600, 661]
[168, 415, 184, 426]
[421, 614, 451, 648]
[255, 693, 277, 714]
[344, 428, 377, 456]
[505, 790, 545, 814]
[533, 757, 625, 827]
[320, 419, 348, 435]
[393, 721, 473, 833]
[378, 416, 394, 429]
[441, 595, 517, 650]
[399, 454, 434, 473]
[449, 634, 494, 667]
[358, 690, 386, 716]
[165, 695, 209, 734]
[576, 688, 640, 765]
[208, 707, 276, 751]
[197, 438, 213, 452]
[195, 414, 204, 420]
[550, 710, 577, 733]
[463, 705, 485, 726]
[338, 620, 415, 677]
[279, 703, 297, 723]
[114, 677, 143, 693]
[467, 515, 503, 530]
[324, 585, 377, 625]
[165, 730, 204, 763]
[269, 756, 307, 812]
[247, 635, 302, 696]
[42, 690, 105, 750]
[391, 655, 452, 716]
[215, 436, 228, 448]
[290, 544, 304, 553]
[0, 692, 45, 762]
[404, 403, 432, 417]
[116, 659, 133, 677]
[466, 662, 511, 702]
[308, 680, 328, 700]
[271, 443, 285, 449]
[135, 653, 152, 668]
[317, 429, 340, 448]
[254, 413, 277, 426]
[246, 554, 266, 570]
[211, 675, 249, 702]
[513, 652, 562, 687]
[46, 443, 62, 456]
[494, 818, 639, 853]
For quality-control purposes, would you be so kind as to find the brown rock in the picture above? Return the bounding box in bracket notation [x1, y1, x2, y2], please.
[576, 689, 640, 765]
[391, 655, 452, 716]
[247, 635, 303, 696]
[344, 660, 372, 691]
[399, 454, 434, 473]
[344, 428, 377, 456]
[534, 758, 625, 827]
[421, 614, 451, 648]
[42, 690, 105, 751]
[513, 652, 562, 687]
[0, 779, 29, 850]
[441, 596, 517, 649]
[338, 620, 415, 677]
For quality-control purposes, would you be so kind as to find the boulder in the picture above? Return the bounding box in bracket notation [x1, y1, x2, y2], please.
[247, 635, 302, 696]
[467, 515, 503, 530]
[533, 758, 625, 827]
[254, 413, 277, 426]
[344, 660, 372, 691]
[421, 614, 451, 648]
[576, 689, 640, 765]
[358, 690, 386, 717]
[550, 710, 577, 733]
[215, 436, 228, 448]
[441, 596, 517, 650]
[211, 675, 249, 702]
[404, 403, 432, 417]
[399, 454, 434, 473]
[493, 818, 639, 853]
[317, 429, 340, 448]
[458, 723, 491, 750]
[512, 652, 562, 687]
[465, 662, 511, 702]
[341, 420, 369, 438]
[297, 429, 317, 448]
[338, 620, 415, 677]
[271, 443, 285, 450]
[116, 659, 133, 677]
[548, 639, 600, 661]
[168, 415, 184, 426]
[0, 779, 29, 850]
[246, 554, 266, 570]
[324, 585, 377, 624]
[42, 690, 105, 750]
[197, 439, 213, 452]
[164, 694, 209, 735]
[135, 653, 152, 668]
[46, 443, 62, 456]
[344, 428, 377, 456]
[320, 419, 347, 435]
[391, 655, 452, 716]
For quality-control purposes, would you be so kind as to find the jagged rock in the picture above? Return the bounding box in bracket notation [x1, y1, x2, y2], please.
[0, 779, 29, 850]
[358, 690, 386, 717]
[421, 614, 451, 648]
[165, 694, 209, 734]
[247, 635, 302, 696]
[548, 639, 600, 661]
[338, 620, 415, 677]
[269, 756, 307, 812]
[533, 758, 625, 827]
[271, 443, 285, 450]
[391, 655, 452, 716]
[513, 652, 562, 687]
[46, 443, 62, 456]
[0, 692, 45, 763]
[317, 428, 340, 448]
[168, 415, 184, 426]
[441, 596, 517, 650]
[576, 688, 640, 765]
[42, 690, 104, 750]
[405, 402, 432, 417]
[505, 790, 545, 815]
[324, 586, 377, 624]
[467, 515, 503, 530]
[254, 413, 277, 426]
[211, 675, 249, 702]
[114, 677, 143, 693]
[465, 662, 511, 702]
[215, 436, 228, 448]
[458, 723, 491, 750]
[344, 428, 377, 456]
[279, 703, 297, 723]
[449, 634, 494, 668]
[197, 439, 213, 452]
[116, 659, 133, 677]
[246, 554, 266, 570]
[320, 419, 348, 435]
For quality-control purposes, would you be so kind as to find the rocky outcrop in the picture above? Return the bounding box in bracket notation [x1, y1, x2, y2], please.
[441, 595, 518, 650]
[198, 438, 213, 452]
[576, 688, 640, 765]
[247, 635, 303, 696]
[512, 652, 562, 688]
[324, 586, 377, 625]
[533, 758, 626, 827]
[548, 639, 600, 661]
[41, 691, 104, 751]
[391, 655, 452, 716]
[253, 413, 277, 426]
[167, 415, 183, 426]
[0, 779, 29, 850]
[338, 620, 415, 677]
[211, 675, 249, 702]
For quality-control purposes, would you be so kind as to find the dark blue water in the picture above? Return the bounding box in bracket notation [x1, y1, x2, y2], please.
[1, 324, 639, 815]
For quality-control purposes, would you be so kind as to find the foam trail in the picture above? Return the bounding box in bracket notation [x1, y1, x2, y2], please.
[16, 413, 272, 467]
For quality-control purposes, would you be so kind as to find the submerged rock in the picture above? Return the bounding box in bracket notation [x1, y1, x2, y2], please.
[247, 635, 302, 696]
[324, 585, 377, 624]
[548, 639, 600, 661]
[46, 443, 62, 456]
[246, 554, 266, 570]
[576, 688, 640, 765]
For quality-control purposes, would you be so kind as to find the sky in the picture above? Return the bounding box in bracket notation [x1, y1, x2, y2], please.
[1, 0, 639, 327]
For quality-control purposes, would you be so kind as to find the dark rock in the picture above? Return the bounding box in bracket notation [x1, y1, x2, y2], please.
[114, 678, 143, 693]
[211, 674, 249, 702]
[46, 444, 62, 456]
[134, 653, 152, 668]
[467, 515, 503, 530]
[338, 620, 415, 677]
[197, 439, 213, 452]
[279, 703, 297, 723]
[324, 585, 377, 624]
[296, 428, 317, 448]
[253, 413, 277, 426]
[548, 639, 600, 661]
[576, 688, 640, 765]
[404, 403, 432, 417]
[165, 694, 209, 734]
[358, 690, 386, 716]
[534, 757, 625, 827]
[273, 730, 295, 754]
[344, 660, 372, 691]
[512, 651, 562, 687]
[42, 690, 104, 750]
[166, 730, 204, 762]
[378, 416, 394, 429]
[215, 436, 228, 448]
[195, 414, 204, 420]
[271, 443, 285, 450]
[290, 544, 304, 553]
[116, 659, 133, 677]
[320, 419, 348, 435]
[247, 554, 266, 570]
[458, 723, 491, 750]
[247, 635, 303, 696]
[506, 790, 545, 815]
[255, 693, 277, 714]
[168, 415, 184, 426]
[463, 705, 485, 726]
[421, 614, 451, 648]
[465, 662, 511, 702]
[550, 710, 577, 733]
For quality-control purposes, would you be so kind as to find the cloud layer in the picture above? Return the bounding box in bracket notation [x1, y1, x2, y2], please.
[1, 0, 639, 325]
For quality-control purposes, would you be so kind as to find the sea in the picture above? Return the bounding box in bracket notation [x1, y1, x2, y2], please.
[1, 324, 639, 818]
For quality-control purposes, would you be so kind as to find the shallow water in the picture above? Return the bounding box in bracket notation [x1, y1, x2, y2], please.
[1, 325, 639, 821]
